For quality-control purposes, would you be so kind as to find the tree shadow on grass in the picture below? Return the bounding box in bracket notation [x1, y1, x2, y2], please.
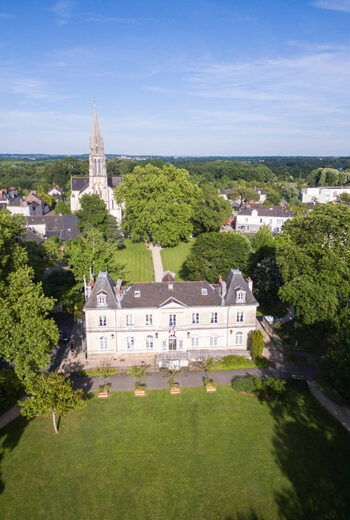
[266, 381, 350, 519]
[0, 415, 30, 494]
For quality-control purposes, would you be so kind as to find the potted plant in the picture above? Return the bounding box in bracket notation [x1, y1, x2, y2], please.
[161, 368, 182, 394]
[204, 378, 217, 393]
[127, 366, 147, 396]
[97, 384, 110, 398]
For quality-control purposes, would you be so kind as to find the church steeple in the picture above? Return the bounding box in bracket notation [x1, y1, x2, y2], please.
[89, 105, 107, 178]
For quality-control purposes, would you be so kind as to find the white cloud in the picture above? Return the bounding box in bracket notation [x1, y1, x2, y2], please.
[50, 1, 74, 25]
[312, 1, 350, 12]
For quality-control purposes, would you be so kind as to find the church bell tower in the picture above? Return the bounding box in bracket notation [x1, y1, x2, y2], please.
[89, 106, 109, 201]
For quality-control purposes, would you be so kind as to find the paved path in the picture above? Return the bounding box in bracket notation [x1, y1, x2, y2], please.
[0, 403, 21, 430]
[148, 244, 164, 282]
[308, 381, 350, 433]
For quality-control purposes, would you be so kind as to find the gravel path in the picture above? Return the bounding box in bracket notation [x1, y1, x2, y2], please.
[148, 243, 164, 282]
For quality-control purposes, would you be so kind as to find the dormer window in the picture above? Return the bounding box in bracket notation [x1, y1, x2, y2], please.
[134, 290, 141, 298]
[201, 288, 208, 295]
[168, 284, 173, 290]
[97, 293, 107, 306]
[236, 289, 246, 303]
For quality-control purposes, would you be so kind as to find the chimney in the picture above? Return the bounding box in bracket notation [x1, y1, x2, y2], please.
[115, 279, 123, 302]
[247, 277, 253, 292]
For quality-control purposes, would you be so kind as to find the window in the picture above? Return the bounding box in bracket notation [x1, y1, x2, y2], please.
[211, 312, 218, 324]
[134, 290, 141, 298]
[126, 314, 134, 326]
[168, 284, 173, 290]
[201, 287, 208, 296]
[99, 315, 107, 327]
[127, 337, 134, 350]
[210, 335, 218, 347]
[169, 314, 176, 327]
[100, 337, 108, 351]
[191, 336, 199, 347]
[235, 332, 243, 346]
[97, 294, 106, 306]
[192, 313, 199, 324]
[145, 335, 153, 350]
[260, 218, 263, 223]
[145, 314, 153, 326]
[236, 312, 244, 322]
[236, 290, 245, 303]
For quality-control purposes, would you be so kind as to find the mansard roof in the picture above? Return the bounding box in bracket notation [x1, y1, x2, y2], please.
[84, 269, 258, 310]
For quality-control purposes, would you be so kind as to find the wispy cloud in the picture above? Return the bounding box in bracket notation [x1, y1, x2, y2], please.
[50, 1, 74, 25]
[312, 1, 350, 12]
[1, 77, 73, 102]
[84, 14, 156, 24]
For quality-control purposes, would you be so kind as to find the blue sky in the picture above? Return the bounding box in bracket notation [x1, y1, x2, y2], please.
[1, 0, 350, 155]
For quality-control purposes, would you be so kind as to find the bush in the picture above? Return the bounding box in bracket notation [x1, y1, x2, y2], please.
[204, 378, 217, 388]
[0, 369, 24, 414]
[98, 384, 110, 393]
[75, 368, 119, 378]
[253, 377, 287, 399]
[222, 355, 249, 366]
[231, 377, 256, 393]
[127, 366, 147, 386]
[250, 330, 264, 360]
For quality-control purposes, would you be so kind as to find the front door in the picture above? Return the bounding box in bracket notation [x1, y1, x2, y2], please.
[168, 335, 177, 351]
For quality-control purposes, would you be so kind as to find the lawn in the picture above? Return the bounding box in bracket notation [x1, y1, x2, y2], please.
[117, 240, 154, 283]
[1, 384, 350, 520]
[160, 240, 194, 280]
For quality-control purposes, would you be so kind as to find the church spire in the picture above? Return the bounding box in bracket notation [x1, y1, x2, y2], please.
[90, 105, 104, 155]
[89, 105, 107, 178]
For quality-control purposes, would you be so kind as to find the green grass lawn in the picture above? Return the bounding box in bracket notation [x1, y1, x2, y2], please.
[1, 384, 350, 520]
[160, 240, 194, 280]
[117, 240, 154, 283]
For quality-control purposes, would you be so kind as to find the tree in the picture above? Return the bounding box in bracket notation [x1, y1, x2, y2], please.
[263, 190, 281, 206]
[19, 372, 85, 433]
[320, 324, 350, 398]
[227, 187, 259, 207]
[106, 214, 125, 248]
[114, 164, 201, 246]
[0, 211, 26, 285]
[54, 200, 72, 215]
[338, 192, 350, 203]
[180, 232, 251, 283]
[0, 266, 58, 382]
[192, 184, 232, 234]
[250, 256, 283, 306]
[76, 194, 108, 236]
[64, 228, 124, 289]
[250, 330, 264, 359]
[276, 204, 350, 326]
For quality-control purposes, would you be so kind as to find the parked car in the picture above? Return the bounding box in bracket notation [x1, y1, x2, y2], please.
[58, 331, 69, 343]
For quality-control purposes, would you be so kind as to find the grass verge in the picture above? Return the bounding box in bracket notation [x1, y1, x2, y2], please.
[117, 240, 154, 283]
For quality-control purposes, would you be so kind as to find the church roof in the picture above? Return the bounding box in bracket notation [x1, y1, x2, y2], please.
[71, 176, 123, 192]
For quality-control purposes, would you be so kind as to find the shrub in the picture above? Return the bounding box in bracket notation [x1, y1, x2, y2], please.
[250, 330, 264, 360]
[127, 366, 147, 388]
[253, 377, 287, 399]
[160, 368, 181, 388]
[222, 355, 249, 366]
[0, 369, 24, 414]
[204, 378, 217, 388]
[231, 377, 256, 393]
[98, 384, 110, 393]
[76, 368, 119, 378]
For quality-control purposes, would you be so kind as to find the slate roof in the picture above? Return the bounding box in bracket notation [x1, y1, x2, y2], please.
[84, 269, 258, 310]
[238, 204, 293, 218]
[71, 176, 123, 192]
[25, 214, 81, 241]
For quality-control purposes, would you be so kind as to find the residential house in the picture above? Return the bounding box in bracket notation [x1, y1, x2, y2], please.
[83, 269, 258, 368]
[25, 214, 81, 241]
[48, 186, 64, 200]
[300, 186, 350, 204]
[235, 204, 293, 234]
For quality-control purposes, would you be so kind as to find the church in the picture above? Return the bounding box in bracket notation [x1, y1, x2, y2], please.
[70, 107, 123, 221]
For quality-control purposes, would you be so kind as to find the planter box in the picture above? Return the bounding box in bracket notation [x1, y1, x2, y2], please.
[134, 389, 146, 397]
[98, 391, 109, 398]
[170, 387, 181, 394]
[206, 386, 217, 393]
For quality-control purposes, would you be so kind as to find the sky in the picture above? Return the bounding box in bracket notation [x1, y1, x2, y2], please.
[1, 0, 350, 155]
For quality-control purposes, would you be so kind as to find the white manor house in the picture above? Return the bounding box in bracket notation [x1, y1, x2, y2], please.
[70, 107, 123, 221]
[84, 269, 258, 368]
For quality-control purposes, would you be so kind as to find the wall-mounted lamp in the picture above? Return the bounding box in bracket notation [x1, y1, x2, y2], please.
[230, 330, 233, 335]
[111, 334, 114, 338]
[187, 331, 190, 338]
[155, 332, 158, 339]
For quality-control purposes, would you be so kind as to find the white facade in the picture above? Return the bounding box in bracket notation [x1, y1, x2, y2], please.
[84, 270, 258, 367]
[236, 205, 293, 234]
[70, 107, 123, 221]
[300, 186, 350, 204]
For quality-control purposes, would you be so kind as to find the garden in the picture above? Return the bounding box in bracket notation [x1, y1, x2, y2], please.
[116, 239, 154, 283]
[1, 382, 350, 519]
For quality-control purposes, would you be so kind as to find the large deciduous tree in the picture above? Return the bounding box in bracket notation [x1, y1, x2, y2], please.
[227, 187, 259, 207]
[76, 194, 109, 236]
[19, 372, 85, 433]
[276, 204, 350, 326]
[180, 232, 251, 283]
[64, 228, 124, 288]
[191, 184, 232, 234]
[114, 164, 201, 246]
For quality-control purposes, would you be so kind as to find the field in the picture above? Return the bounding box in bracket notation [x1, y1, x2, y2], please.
[1, 383, 350, 520]
[160, 240, 194, 280]
[117, 240, 154, 283]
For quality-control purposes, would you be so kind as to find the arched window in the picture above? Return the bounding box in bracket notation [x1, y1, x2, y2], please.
[145, 336, 153, 350]
[99, 315, 106, 327]
[235, 332, 243, 346]
[100, 337, 108, 351]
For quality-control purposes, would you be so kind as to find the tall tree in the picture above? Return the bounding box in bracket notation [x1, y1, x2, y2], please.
[192, 184, 232, 234]
[276, 204, 350, 326]
[0, 266, 58, 382]
[20, 372, 85, 433]
[0, 211, 26, 285]
[180, 232, 251, 283]
[114, 164, 201, 246]
[76, 194, 108, 236]
[227, 187, 259, 207]
[64, 228, 124, 288]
